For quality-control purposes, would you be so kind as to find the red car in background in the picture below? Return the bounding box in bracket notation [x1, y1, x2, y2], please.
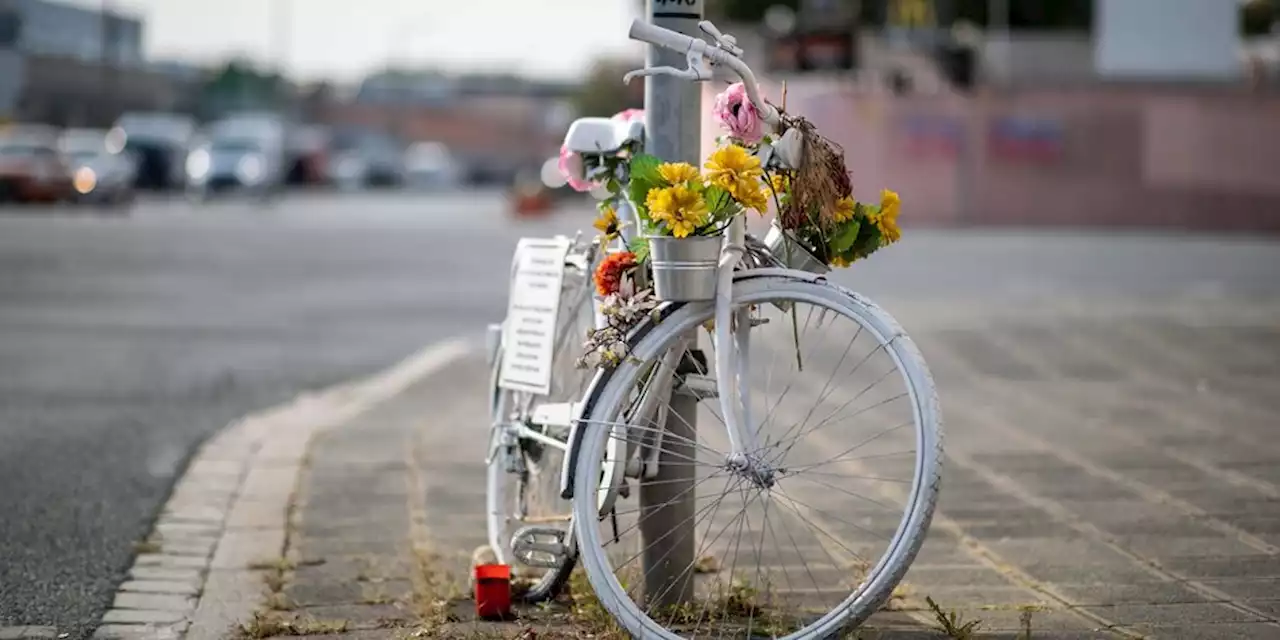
[0, 128, 74, 204]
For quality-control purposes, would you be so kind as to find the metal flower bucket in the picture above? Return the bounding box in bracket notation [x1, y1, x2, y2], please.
[763, 222, 830, 275]
[648, 235, 722, 302]
[762, 223, 829, 312]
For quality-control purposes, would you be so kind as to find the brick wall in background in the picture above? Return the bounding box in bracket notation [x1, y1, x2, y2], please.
[702, 82, 1280, 234]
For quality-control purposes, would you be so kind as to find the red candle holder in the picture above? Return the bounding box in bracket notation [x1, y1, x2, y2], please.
[473, 563, 512, 620]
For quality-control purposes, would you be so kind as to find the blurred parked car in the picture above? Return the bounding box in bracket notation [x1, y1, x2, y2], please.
[59, 128, 138, 207]
[0, 126, 73, 204]
[112, 112, 197, 191]
[403, 141, 461, 189]
[185, 134, 285, 200]
[327, 128, 405, 190]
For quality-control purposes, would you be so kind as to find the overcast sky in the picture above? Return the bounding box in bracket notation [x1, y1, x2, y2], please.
[75, 0, 643, 81]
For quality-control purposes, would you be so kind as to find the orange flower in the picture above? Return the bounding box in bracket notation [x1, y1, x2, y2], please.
[594, 251, 637, 296]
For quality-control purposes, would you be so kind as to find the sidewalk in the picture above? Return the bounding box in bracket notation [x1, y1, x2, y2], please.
[135, 296, 1280, 640]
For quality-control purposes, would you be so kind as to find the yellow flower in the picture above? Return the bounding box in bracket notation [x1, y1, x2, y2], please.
[657, 162, 700, 185]
[871, 189, 902, 244]
[593, 206, 622, 241]
[769, 173, 790, 194]
[832, 196, 856, 223]
[735, 178, 769, 213]
[704, 145, 764, 197]
[647, 185, 709, 238]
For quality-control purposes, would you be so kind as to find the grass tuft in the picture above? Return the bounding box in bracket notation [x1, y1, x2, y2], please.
[925, 595, 983, 640]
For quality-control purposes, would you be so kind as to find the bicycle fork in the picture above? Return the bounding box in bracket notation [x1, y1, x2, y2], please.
[713, 217, 776, 488]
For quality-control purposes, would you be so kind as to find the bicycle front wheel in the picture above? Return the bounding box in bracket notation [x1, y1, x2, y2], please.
[570, 274, 943, 639]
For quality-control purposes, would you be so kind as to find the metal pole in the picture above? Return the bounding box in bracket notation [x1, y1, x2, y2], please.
[638, 0, 704, 608]
[640, 344, 700, 609]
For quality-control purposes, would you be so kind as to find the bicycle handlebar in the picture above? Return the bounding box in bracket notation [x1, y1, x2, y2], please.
[629, 20, 698, 56]
[627, 19, 780, 127]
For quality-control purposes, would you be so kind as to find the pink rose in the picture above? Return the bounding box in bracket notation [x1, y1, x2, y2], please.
[712, 82, 764, 144]
[611, 108, 644, 123]
[558, 144, 593, 192]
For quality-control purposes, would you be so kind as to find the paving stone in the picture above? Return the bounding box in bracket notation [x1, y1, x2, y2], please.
[112, 591, 195, 612]
[1075, 602, 1266, 625]
[132, 554, 208, 569]
[945, 609, 1096, 631]
[239, 466, 303, 500]
[152, 539, 217, 558]
[160, 505, 227, 524]
[209, 528, 286, 569]
[292, 557, 416, 583]
[899, 566, 1016, 588]
[1198, 577, 1280, 601]
[1016, 562, 1161, 586]
[154, 521, 222, 538]
[101, 608, 187, 624]
[1164, 555, 1280, 579]
[91, 624, 184, 639]
[1053, 581, 1213, 606]
[907, 586, 1048, 608]
[118, 580, 199, 596]
[284, 578, 413, 607]
[1116, 623, 1280, 640]
[296, 603, 414, 627]
[294, 536, 411, 559]
[224, 496, 287, 529]
[1116, 535, 1265, 559]
[185, 570, 263, 640]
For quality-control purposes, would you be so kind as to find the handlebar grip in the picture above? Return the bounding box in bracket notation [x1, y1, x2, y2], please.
[629, 19, 696, 54]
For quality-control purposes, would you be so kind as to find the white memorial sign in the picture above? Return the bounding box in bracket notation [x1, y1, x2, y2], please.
[497, 237, 573, 395]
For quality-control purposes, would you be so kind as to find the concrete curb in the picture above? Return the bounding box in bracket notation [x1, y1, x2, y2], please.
[91, 338, 475, 640]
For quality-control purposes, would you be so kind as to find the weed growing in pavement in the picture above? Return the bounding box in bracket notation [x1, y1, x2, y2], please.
[1018, 605, 1037, 640]
[411, 544, 467, 629]
[264, 591, 295, 611]
[566, 567, 626, 637]
[925, 595, 983, 640]
[262, 571, 286, 593]
[233, 611, 350, 638]
[132, 539, 162, 554]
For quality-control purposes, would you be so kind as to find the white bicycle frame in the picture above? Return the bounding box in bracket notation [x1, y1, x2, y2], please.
[618, 19, 787, 469]
[498, 17, 793, 506]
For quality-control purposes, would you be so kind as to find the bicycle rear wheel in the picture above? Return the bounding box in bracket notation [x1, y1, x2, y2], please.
[570, 273, 943, 638]
[487, 259, 598, 602]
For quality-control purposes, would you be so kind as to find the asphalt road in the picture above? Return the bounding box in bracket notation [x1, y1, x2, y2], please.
[0, 190, 582, 636]
[1, 191, 1278, 636]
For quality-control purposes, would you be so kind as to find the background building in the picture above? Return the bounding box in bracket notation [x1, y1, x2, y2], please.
[0, 0, 143, 65]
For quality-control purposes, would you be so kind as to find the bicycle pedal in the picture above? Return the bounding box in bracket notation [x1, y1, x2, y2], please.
[510, 526, 570, 569]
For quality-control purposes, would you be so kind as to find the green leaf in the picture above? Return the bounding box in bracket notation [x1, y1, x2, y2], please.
[629, 237, 651, 263]
[703, 185, 731, 214]
[630, 153, 662, 185]
[829, 220, 862, 254]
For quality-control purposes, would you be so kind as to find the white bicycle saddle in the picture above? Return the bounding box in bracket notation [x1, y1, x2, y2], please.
[563, 117, 645, 155]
